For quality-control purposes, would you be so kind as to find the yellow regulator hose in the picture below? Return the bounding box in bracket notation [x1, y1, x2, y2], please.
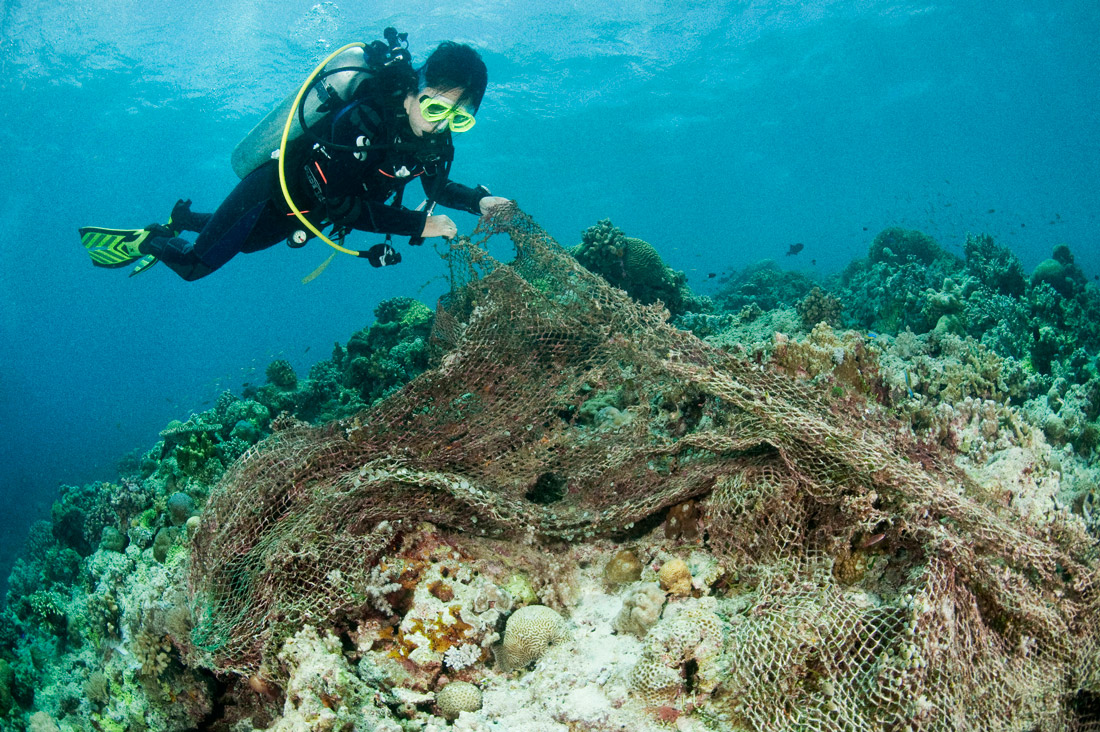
[278, 42, 366, 256]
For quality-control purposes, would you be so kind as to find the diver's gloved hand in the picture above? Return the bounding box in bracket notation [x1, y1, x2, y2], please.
[365, 242, 401, 268]
[478, 196, 512, 216]
[419, 214, 457, 241]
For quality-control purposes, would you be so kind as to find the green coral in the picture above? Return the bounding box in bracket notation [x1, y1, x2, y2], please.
[868, 227, 955, 267]
[23, 591, 67, 634]
[1031, 244, 1087, 299]
[715, 260, 816, 313]
[572, 219, 703, 316]
[964, 233, 1026, 297]
[159, 416, 225, 482]
[0, 659, 13, 715]
[265, 359, 299, 390]
[344, 297, 434, 404]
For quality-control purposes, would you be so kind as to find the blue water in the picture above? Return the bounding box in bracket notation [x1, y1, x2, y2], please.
[0, 0, 1097, 580]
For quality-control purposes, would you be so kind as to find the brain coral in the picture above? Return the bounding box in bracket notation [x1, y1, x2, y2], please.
[622, 237, 670, 288]
[435, 680, 482, 720]
[500, 604, 567, 670]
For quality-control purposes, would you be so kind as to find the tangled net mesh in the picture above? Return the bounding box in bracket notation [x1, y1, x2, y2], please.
[189, 205, 1100, 730]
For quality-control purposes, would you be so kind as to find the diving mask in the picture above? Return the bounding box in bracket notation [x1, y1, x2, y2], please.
[418, 94, 476, 133]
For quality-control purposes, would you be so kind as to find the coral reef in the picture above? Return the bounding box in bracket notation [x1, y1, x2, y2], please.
[6, 210, 1100, 732]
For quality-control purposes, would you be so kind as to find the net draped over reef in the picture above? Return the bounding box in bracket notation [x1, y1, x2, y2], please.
[189, 206, 1100, 730]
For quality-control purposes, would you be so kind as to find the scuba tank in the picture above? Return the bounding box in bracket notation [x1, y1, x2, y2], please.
[231, 46, 375, 180]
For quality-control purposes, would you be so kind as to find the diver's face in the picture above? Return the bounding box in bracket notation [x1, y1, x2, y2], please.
[405, 86, 468, 137]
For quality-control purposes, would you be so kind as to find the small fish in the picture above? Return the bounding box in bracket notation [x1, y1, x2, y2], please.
[904, 370, 915, 399]
[810, 259, 817, 266]
[862, 226, 868, 231]
[987, 209, 996, 214]
[786, 243, 804, 256]
[707, 272, 717, 279]
[861, 533, 886, 548]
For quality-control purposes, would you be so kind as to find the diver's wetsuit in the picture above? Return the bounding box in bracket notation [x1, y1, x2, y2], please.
[144, 88, 487, 281]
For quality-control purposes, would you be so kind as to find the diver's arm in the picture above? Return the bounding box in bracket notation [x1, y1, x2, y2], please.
[330, 197, 429, 237]
[424, 178, 510, 216]
[421, 173, 488, 215]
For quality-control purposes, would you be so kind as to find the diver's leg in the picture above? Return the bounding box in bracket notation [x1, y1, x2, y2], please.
[142, 165, 283, 281]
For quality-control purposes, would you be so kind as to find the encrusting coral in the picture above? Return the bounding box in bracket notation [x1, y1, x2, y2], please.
[629, 597, 727, 707]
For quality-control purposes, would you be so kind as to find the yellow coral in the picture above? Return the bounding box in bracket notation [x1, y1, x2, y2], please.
[658, 558, 692, 596]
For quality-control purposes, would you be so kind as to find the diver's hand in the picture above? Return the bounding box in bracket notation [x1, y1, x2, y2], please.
[421, 214, 458, 239]
[479, 196, 511, 216]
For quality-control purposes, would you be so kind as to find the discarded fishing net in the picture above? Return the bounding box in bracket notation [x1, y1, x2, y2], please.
[189, 205, 1100, 730]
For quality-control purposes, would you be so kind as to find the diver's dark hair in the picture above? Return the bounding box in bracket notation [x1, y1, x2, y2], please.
[419, 42, 488, 112]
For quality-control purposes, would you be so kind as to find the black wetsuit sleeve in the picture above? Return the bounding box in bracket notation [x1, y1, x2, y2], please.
[421, 173, 487, 216]
[352, 200, 428, 237]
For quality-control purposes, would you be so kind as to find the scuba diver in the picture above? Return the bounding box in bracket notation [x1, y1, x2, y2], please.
[80, 30, 509, 279]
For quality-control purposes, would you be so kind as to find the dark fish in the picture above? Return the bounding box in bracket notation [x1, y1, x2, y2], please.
[810, 259, 817, 266]
[707, 272, 717, 279]
[1021, 223, 1026, 228]
[786, 243, 804, 256]
[987, 209, 996, 213]
[862, 226, 868, 231]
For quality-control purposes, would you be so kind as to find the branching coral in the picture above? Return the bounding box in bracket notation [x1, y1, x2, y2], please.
[796, 286, 843, 329]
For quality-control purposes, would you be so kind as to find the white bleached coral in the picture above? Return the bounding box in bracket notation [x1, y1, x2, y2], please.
[272, 625, 402, 731]
[613, 582, 666, 637]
